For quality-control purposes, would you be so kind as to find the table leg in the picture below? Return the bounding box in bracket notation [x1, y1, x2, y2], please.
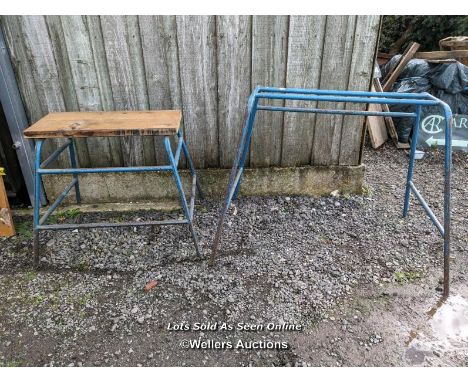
[442, 105, 452, 299]
[68, 138, 81, 204]
[178, 130, 204, 199]
[403, 105, 422, 217]
[210, 95, 259, 265]
[33, 139, 44, 266]
[164, 136, 201, 257]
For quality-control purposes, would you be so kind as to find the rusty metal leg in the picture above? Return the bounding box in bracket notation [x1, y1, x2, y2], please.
[442, 105, 453, 299]
[33, 230, 39, 267]
[210, 93, 259, 266]
[188, 220, 201, 257]
[164, 136, 201, 257]
[68, 138, 81, 204]
[179, 130, 204, 199]
[403, 106, 422, 217]
[209, 164, 241, 266]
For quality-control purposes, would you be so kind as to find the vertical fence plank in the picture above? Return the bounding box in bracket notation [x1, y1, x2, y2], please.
[250, 15, 288, 167]
[100, 15, 151, 166]
[139, 15, 183, 165]
[339, 16, 380, 165]
[281, 16, 326, 167]
[1, 16, 44, 124]
[176, 15, 218, 168]
[126, 16, 154, 165]
[60, 15, 113, 167]
[217, 16, 252, 168]
[20, 16, 70, 168]
[44, 17, 80, 113]
[85, 15, 123, 166]
[311, 16, 357, 165]
[46, 16, 91, 168]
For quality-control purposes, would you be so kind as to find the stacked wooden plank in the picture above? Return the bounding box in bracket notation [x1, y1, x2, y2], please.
[426, 36, 468, 65]
[368, 37, 468, 148]
[367, 42, 420, 148]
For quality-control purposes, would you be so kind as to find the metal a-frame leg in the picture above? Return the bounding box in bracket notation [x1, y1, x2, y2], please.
[403, 104, 452, 298]
[403, 105, 422, 217]
[164, 136, 202, 257]
[178, 130, 204, 199]
[33, 140, 44, 266]
[442, 106, 452, 298]
[68, 138, 81, 204]
[209, 95, 259, 265]
[33, 138, 82, 266]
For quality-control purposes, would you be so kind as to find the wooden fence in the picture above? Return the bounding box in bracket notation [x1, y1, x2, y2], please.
[1, 15, 380, 169]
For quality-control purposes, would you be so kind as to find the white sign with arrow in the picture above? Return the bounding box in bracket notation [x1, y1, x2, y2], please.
[425, 136, 468, 148]
[418, 114, 468, 151]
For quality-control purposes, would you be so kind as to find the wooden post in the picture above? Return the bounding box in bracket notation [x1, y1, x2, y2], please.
[0, 167, 15, 237]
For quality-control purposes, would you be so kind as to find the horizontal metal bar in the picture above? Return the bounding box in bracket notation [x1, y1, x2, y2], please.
[256, 86, 434, 100]
[409, 181, 444, 236]
[40, 140, 71, 169]
[38, 165, 172, 175]
[37, 219, 189, 231]
[256, 92, 439, 106]
[174, 137, 184, 165]
[39, 178, 77, 225]
[257, 105, 417, 118]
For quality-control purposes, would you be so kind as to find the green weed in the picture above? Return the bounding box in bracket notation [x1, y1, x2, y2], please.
[394, 270, 422, 284]
[361, 185, 373, 197]
[16, 222, 32, 238]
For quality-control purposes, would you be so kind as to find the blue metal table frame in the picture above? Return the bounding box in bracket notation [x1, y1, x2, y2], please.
[210, 86, 453, 298]
[32, 129, 204, 265]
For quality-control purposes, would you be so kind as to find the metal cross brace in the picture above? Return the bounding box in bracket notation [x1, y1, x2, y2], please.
[210, 86, 453, 298]
[32, 130, 204, 265]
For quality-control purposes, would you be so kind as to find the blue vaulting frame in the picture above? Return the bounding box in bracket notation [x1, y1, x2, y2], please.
[210, 86, 453, 298]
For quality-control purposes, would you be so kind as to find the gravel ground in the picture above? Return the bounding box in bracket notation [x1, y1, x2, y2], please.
[0, 144, 467, 367]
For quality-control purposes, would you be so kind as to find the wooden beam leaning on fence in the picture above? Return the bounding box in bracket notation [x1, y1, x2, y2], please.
[382, 42, 420, 91]
[367, 42, 420, 149]
[367, 80, 395, 148]
[0, 167, 15, 237]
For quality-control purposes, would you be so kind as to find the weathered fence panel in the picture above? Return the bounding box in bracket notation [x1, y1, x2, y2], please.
[176, 15, 219, 169]
[250, 15, 288, 168]
[312, 16, 357, 166]
[0, 15, 380, 169]
[339, 15, 381, 165]
[217, 15, 252, 168]
[282, 15, 326, 167]
[85, 15, 123, 167]
[60, 15, 113, 167]
[100, 15, 152, 167]
[20, 16, 70, 168]
[139, 15, 182, 165]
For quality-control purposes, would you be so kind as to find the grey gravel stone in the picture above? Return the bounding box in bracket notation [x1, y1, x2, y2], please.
[0, 146, 466, 367]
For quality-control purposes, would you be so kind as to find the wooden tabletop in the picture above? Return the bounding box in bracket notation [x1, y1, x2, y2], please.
[23, 111, 181, 138]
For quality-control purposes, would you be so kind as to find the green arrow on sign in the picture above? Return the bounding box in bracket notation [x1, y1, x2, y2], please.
[426, 136, 468, 147]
